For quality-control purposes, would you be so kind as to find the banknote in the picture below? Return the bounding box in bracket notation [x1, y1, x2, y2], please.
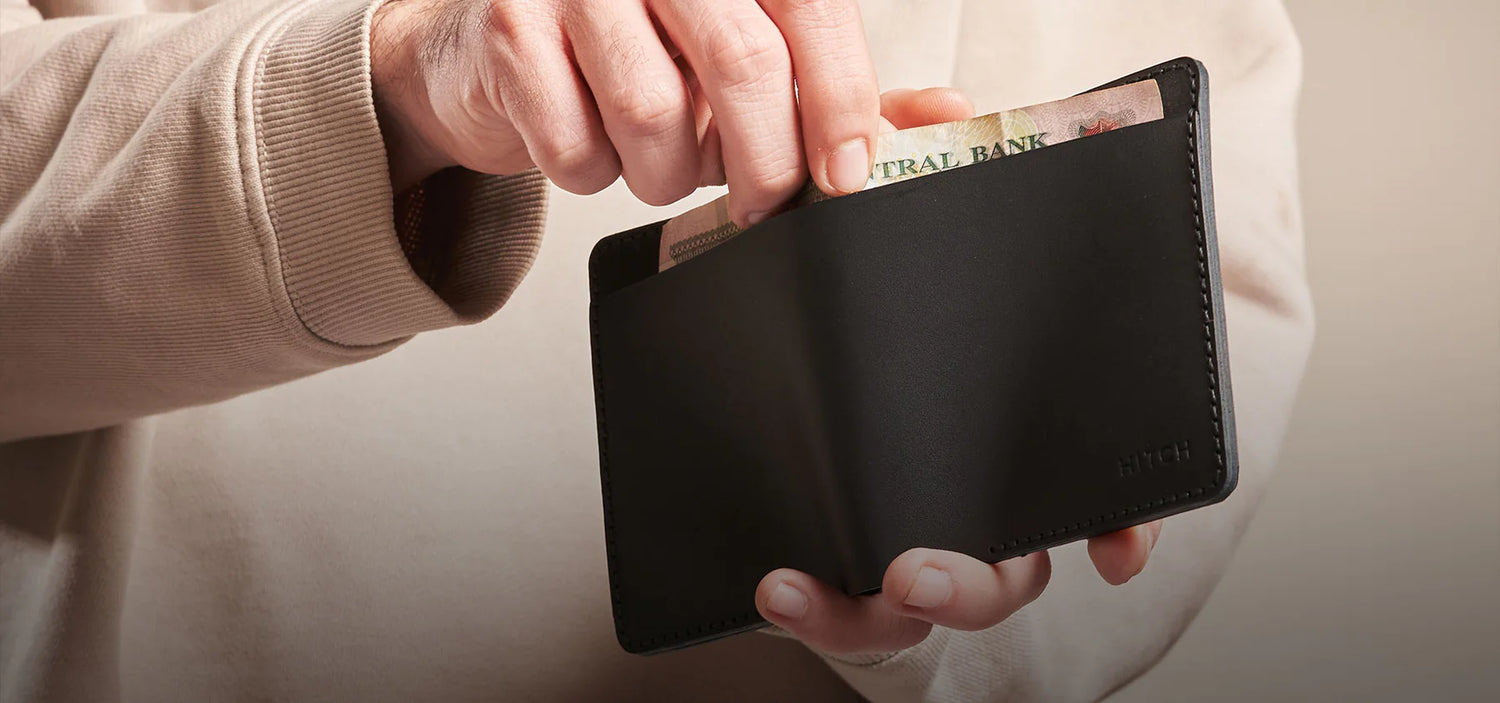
[658, 79, 1163, 272]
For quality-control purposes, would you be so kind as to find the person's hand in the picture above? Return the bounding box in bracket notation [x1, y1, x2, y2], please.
[742, 85, 1166, 653]
[758, 518, 1164, 655]
[370, 0, 881, 226]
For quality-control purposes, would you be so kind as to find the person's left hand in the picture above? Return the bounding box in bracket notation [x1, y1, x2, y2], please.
[748, 86, 1165, 654]
[757, 515, 1163, 655]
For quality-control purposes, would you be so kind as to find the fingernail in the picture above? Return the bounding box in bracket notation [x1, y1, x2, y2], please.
[826, 138, 871, 194]
[767, 582, 808, 620]
[745, 210, 771, 226]
[904, 566, 952, 608]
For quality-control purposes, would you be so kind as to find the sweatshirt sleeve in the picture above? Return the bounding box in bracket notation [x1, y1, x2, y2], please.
[0, 0, 547, 441]
[812, 1, 1315, 700]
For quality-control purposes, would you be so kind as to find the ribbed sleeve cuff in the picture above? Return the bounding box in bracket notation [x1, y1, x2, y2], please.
[249, 0, 546, 348]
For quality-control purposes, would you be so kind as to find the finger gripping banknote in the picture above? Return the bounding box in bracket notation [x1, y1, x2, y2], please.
[657, 79, 1163, 271]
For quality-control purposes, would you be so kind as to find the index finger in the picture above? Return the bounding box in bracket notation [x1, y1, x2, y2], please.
[654, 0, 805, 226]
[759, 0, 881, 196]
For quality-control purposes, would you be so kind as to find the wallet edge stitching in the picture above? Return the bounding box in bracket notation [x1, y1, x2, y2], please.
[590, 57, 1226, 653]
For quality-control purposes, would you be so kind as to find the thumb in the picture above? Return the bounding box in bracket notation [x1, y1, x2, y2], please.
[879, 87, 976, 130]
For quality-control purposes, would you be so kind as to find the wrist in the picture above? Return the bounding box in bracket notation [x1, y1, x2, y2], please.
[371, 0, 452, 192]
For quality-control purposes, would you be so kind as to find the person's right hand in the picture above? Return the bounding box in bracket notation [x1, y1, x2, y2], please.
[371, 0, 882, 227]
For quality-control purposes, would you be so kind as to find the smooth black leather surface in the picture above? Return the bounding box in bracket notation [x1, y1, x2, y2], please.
[588, 58, 1235, 654]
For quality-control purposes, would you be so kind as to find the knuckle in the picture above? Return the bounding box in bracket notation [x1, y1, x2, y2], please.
[636, 173, 699, 206]
[625, 173, 694, 207]
[567, 165, 622, 195]
[607, 82, 687, 138]
[700, 19, 789, 88]
[740, 150, 804, 198]
[536, 129, 596, 170]
[481, 0, 530, 40]
[535, 131, 615, 187]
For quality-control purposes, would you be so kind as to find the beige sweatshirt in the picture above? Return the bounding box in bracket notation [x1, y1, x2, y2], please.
[0, 0, 1313, 701]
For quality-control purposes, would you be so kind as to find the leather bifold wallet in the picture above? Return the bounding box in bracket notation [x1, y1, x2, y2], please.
[587, 58, 1236, 654]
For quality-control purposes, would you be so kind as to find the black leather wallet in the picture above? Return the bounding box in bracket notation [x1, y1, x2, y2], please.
[588, 57, 1235, 654]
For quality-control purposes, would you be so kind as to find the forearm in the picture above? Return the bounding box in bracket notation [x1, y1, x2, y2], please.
[0, 0, 547, 440]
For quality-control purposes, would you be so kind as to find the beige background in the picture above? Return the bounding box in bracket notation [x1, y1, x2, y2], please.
[1112, 1, 1500, 700]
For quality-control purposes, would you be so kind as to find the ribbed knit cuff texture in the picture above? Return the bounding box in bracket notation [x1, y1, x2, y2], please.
[250, 0, 547, 348]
